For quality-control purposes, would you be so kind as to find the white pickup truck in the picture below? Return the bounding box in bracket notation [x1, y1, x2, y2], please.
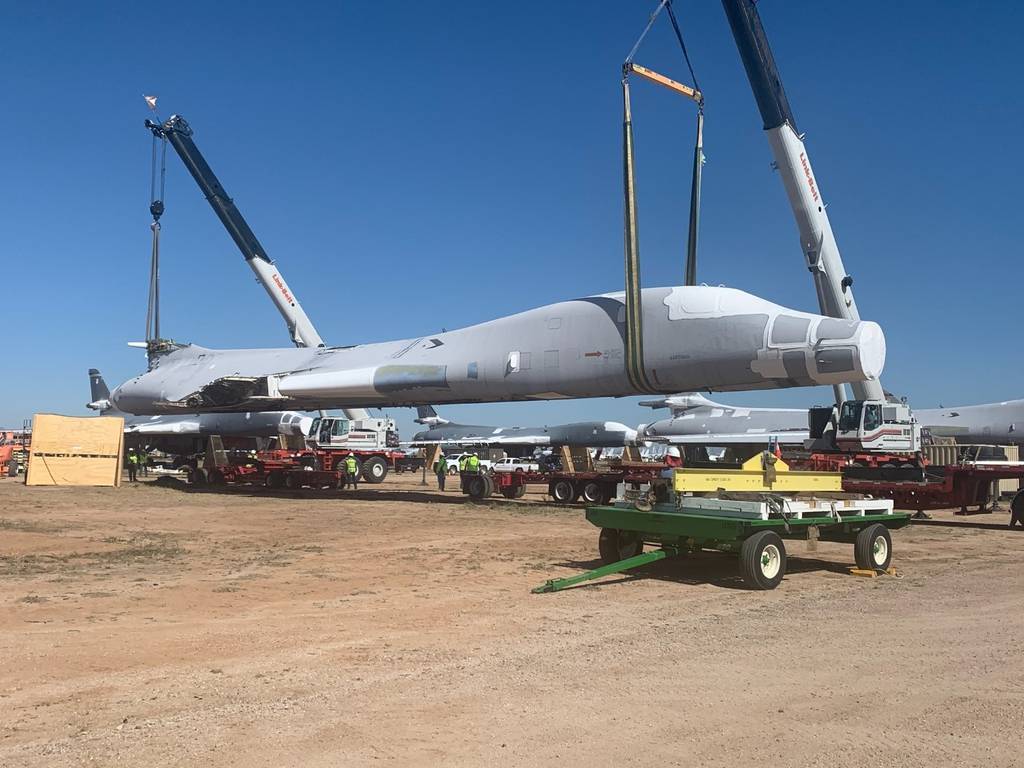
[492, 457, 540, 473]
[442, 453, 495, 475]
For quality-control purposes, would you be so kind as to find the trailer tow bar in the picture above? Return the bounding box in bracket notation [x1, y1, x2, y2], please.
[532, 546, 679, 594]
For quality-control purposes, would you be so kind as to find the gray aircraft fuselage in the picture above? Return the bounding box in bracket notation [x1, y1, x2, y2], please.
[642, 393, 1024, 446]
[111, 286, 886, 416]
[411, 420, 637, 448]
[89, 370, 311, 439]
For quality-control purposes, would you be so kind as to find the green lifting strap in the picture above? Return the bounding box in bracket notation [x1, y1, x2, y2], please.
[621, 76, 658, 395]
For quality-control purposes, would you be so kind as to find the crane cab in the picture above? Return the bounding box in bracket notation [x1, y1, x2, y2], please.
[834, 400, 920, 453]
[307, 416, 400, 452]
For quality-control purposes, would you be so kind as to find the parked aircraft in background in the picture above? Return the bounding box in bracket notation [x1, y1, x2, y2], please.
[110, 286, 886, 416]
[640, 392, 1024, 447]
[640, 393, 809, 445]
[410, 406, 637, 449]
[919, 400, 1024, 445]
[89, 369, 311, 439]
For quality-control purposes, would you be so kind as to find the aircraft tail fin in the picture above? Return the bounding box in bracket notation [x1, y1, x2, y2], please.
[87, 369, 112, 411]
[414, 405, 450, 426]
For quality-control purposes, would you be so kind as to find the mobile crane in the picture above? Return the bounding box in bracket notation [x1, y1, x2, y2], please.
[722, 0, 920, 455]
[145, 113, 401, 480]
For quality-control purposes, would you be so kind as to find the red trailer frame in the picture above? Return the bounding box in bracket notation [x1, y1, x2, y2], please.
[842, 464, 1024, 514]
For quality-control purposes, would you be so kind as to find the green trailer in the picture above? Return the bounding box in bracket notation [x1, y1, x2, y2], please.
[533, 501, 912, 592]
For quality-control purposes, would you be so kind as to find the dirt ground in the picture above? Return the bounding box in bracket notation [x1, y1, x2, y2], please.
[1, 472, 1023, 767]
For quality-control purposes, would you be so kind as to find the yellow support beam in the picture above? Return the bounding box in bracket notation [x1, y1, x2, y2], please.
[672, 453, 842, 494]
[626, 63, 702, 104]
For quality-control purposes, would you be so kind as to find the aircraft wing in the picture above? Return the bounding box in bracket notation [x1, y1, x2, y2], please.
[407, 434, 551, 447]
[656, 431, 809, 446]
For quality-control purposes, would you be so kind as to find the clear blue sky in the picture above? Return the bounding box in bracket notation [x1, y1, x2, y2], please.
[3, 1, 1022, 437]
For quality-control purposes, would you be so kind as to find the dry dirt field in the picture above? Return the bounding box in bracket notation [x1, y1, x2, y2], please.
[1, 473, 1023, 767]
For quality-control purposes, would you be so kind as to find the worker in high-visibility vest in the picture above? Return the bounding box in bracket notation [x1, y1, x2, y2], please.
[458, 454, 470, 492]
[344, 453, 359, 490]
[126, 448, 139, 483]
[467, 453, 480, 474]
[436, 454, 447, 491]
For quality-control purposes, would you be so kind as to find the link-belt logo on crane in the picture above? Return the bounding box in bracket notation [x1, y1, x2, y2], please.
[799, 152, 819, 203]
[272, 273, 295, 306]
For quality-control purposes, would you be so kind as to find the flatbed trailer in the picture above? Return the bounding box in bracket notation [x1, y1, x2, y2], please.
[191, 459, 348, 490]
[252, 447, 406, 484]
[479, 463, 671, 503]
[842, 464, 1024, 514]
[534, 500, 912, 592]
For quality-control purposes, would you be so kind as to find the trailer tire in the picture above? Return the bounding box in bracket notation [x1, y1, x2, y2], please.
[598, 528, 643, 565]
[1010, 491, 1024, 529]
[501, 483, 527, 499]
[600, 484, 617, 505]
[207, 469, 226, 486]
[284, 473, 303, 490]
[854, 523, 892, 571]
[740, 531, 787, 590]
[581, 481, 602, 505]
[265, 471, 285, 489]
[550, 479, 577, 504]
[466, 474, 489, 499]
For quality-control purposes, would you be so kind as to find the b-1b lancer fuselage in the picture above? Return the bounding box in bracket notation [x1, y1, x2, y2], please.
[112, 286, 885, 416]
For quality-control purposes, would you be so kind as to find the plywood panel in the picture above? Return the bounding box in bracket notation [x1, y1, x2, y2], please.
[26, 414, 124, 487]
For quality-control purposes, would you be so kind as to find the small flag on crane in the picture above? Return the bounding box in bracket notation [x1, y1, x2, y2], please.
[143, 94, 158, 111]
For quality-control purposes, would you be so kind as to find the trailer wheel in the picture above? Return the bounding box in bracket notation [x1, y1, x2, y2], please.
[598, 528, 643, 565]
[265, 471, 284, 489]
[740, 531, 787, 590]
[284, 473, 303, 490]
[499, 482, 526, 499]
[207, 469, 226, 486]
[854, 523, 892, 571]
[466, 474, 489, 499]
[361, 456, 389, 484]
[600, 484, 617, 505]
[580, 481, 603, 505]
[550, 479, 577, 504]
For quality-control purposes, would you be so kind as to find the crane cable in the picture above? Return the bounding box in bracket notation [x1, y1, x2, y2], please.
[621, 0, 704, 394]
[145, 129, 168, 344]
[665, 1, 702, 101]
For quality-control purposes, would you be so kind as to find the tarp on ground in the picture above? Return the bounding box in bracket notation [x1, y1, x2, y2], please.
[25, 414, 124, 487]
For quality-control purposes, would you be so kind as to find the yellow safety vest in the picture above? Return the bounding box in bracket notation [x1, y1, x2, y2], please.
[467, 456, 480, 473]
[345, 457, 357, 473]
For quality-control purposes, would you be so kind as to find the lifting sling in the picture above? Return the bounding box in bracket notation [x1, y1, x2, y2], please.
[620, 0, 704, 394]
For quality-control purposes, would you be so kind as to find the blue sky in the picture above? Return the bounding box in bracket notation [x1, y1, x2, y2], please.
[2, 1, 1022, 437]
